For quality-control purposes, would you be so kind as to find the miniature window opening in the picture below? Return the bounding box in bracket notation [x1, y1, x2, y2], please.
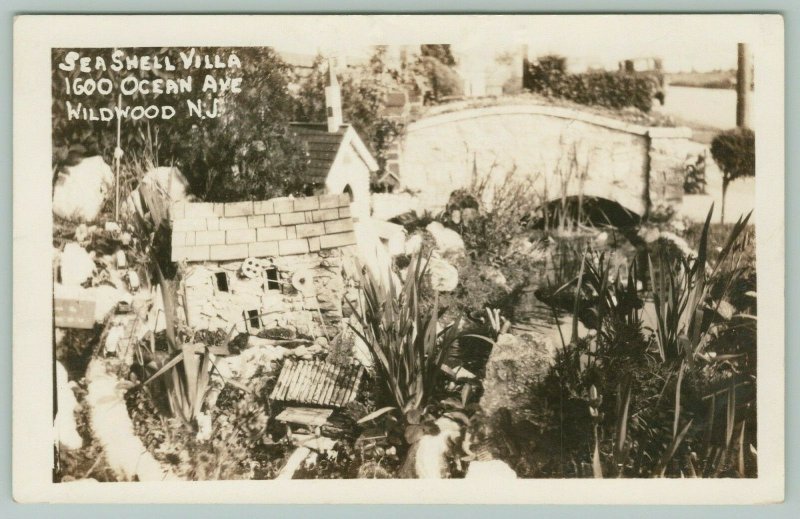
[265, 266, 280, 291]
[244, 309, 261, 331]
[213, 271, 230, 292]
[343, 184, 354, 202]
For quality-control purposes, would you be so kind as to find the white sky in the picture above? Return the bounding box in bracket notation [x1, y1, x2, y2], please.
[273, 15, 750, 72]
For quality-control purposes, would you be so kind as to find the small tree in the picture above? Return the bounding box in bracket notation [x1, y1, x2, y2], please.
[51, 47, 311, 202]
[292, 50, 403, 183]
[420, 44, 457, 67]
[710, 128, 755, 223]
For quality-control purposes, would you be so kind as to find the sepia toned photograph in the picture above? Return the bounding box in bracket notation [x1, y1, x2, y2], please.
[13, 14, 784, 503]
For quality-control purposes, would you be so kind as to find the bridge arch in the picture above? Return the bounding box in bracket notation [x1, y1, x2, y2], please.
[396, 102, 692, 218]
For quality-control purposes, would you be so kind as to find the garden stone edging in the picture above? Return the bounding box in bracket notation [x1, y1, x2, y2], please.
[85, 358, 179, 481]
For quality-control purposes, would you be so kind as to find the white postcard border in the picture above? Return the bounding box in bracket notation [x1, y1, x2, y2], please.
[12, 14, 785, 504]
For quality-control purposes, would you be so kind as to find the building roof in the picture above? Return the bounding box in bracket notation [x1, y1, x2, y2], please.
[289, 122, 379, 183]
[290, 123, 349, 182]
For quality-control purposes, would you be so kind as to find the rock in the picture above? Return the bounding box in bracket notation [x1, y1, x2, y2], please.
[483, 266, 508, 290]
[74, 223, 90, 243]
[480, 332, 553, 421]
[409, 417, 462, 478]
[428, 256, 459, 292]
[425, 222, 465, 257]
[115, 250, 127, 268]
[363, 219, 406, 257]
[259, 326, 296, 340]
[453, 365, 476, 381]
[466, 459, 517, 480]
[126, 271, 140, 291]
[638, 225, 661, 244]
[196, 412, 212, 442]
[297, 435, 337, 455]
[104, 221, 121, 233]
[54, 362, 82, 450]
[404, 233, 423, 255]
[93, 285, 132, 323]
[120, 232, 132, 246]
[225, 342, 292, 381]
[247, 336, 279, 348]
[356, 460, 393, 478]
[141, 166, 189, 202]
[60, 243, 95, 286]
[53, 156, 113, 222]
[104, 324, 125, 356]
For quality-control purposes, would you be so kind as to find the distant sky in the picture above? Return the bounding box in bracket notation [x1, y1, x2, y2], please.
[273, 15, 749, 73]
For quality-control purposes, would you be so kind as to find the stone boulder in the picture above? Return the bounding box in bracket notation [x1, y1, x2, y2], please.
[427, 256, 459, 292]
[480, 332, 553, 421]
[53, 156, 113, 222]
[398, 417, 462, 479]
[59, 243, 95, 286]
[404, 233, 423, 255]
[54, 361, 82, 450]
[425, 221, 465, 258]
[141, 166, 190, 202]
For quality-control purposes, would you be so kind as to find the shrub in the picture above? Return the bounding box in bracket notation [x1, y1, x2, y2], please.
[538, 207, 757, 477]
[348, 254, 464, 420]
[710, 128, 755, 223]
[52, 47, 311, 203]
[523, 56, 656, 112]
[292, 51, 404, 184]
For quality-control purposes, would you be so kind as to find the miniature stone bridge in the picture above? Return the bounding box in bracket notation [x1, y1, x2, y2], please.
[395, 102, 694, 217]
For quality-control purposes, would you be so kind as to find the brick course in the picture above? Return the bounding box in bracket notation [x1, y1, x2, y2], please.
[279, 239, 310, 256]
[257, 227, 287, 242]
[224, 201, 254, 217]
[280, 211, 306, 226]
[324, 218, 354, 234]
[195, 230, 226, 246]
[171, 195, 359, 261]
[226, 228, 256, 244]
[210, 244, 249, 261]
[173, 245, 210, 262]
[320, 231, 357, 249]
[219, 217, 248, 230]
[296, 222, 326, 238]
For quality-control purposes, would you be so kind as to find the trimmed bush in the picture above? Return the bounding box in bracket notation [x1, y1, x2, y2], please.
[710, 128, 755, 222]
[523, 56, 657, 112]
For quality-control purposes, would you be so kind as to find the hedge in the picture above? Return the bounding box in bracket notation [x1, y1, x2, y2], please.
[523, 57, 657, 113]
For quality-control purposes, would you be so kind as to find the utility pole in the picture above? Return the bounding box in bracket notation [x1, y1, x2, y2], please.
[736, 43, 752, 129]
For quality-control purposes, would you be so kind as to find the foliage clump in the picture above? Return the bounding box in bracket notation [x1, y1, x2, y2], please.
[710, 128, 755, 222]
[523, 54, 659, 112]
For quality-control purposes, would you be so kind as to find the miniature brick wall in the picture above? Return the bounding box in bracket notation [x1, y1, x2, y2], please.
[170, 193, 356, 262]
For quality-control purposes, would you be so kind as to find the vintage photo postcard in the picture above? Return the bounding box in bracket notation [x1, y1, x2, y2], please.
[12, 14, 784, 504]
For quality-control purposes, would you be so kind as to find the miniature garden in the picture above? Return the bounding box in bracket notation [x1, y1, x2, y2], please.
[51, 46, 757, 482]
